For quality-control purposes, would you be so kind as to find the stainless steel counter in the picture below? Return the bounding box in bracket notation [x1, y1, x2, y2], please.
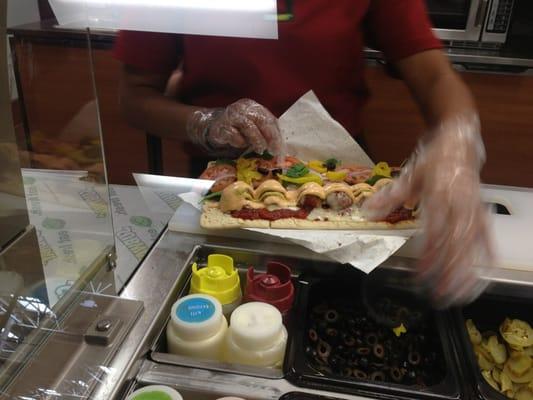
[89, 228, 533, 400]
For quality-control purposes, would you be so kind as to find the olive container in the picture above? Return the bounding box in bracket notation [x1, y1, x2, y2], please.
[452, 285, 533, 400]
[285, 268, 464, 400]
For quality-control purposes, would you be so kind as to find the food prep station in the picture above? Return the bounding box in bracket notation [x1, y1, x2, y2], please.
[88, 181, 533, 400]
[2, 1, 533, 397]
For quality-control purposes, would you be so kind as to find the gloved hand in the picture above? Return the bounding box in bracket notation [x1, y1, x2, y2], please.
[187, 98, 283, 158]
[362, 114, 494, 308]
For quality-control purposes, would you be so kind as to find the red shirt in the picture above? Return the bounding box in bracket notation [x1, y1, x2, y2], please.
[114, 0, 441, 136]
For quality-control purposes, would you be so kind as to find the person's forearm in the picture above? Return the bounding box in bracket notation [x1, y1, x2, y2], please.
[396, 50, 484, 168]
[120, 83, 201, 142]
[415, 68, 477, 129]
[396, 50, 477, 130]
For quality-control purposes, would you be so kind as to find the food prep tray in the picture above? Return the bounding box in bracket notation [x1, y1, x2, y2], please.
[150, 245, 343, 379]
[452, 285, 533, 400]
[123, 380, 262, 400]
[285, 268, 464, 400]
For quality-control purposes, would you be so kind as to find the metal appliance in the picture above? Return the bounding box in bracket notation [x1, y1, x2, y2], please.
[427, 0, 516, 44]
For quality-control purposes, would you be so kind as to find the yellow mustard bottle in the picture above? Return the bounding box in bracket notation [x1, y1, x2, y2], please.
[190, 254, 242, 318]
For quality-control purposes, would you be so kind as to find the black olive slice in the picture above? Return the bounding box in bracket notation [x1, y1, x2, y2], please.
[365, 333, 378, 346]
[325, 309, 339, 323]
[371, 361, 385, 370]
[356, 347, 371, 356]
[326, 328, 338, 338]
[373, 343, 385, 359]
[353, 369, 368, 380]
[408, 351, 421, 366]
[370, 371, 386, 382]
[342, 367, 352, 377]
[390, 367, 403, 383]
[308, 328, 318, 342]
[343, 334, 356, 347]
[317, 340, 332, 359]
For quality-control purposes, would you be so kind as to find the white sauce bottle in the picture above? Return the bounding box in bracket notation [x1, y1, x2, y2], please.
[216, 397, 246, 400]
[225, 302, 287, 367]
[166, 294, 228, 361]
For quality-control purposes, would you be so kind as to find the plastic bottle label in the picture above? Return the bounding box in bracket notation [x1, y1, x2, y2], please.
[177, 297, 215, 323]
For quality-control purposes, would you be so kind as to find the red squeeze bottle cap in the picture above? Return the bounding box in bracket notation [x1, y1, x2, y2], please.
[245, 261, 294, 315]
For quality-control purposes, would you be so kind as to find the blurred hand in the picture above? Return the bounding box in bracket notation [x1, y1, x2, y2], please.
[187, 98, 282, 157]
[362, 115, 494, 308]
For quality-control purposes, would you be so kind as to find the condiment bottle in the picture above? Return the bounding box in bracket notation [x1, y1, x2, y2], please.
[166, 294, 227, 361]
[244, 261, 294, 322]
[225, 302, 287, 367]
[216, 397, 246, 400]
[190, 254, 242, 318]
[126, 385, 183, 400]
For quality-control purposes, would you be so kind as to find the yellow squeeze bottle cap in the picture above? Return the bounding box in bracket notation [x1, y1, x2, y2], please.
[190, 254, 241, 305]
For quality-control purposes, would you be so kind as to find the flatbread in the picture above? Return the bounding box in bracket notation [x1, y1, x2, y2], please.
[201, 206, 418, 230]
[270, 217, 418, 230]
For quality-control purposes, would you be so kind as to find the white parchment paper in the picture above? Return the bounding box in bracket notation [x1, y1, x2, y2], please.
[172, 91, 417, 273]
[280, 90, 374, 167]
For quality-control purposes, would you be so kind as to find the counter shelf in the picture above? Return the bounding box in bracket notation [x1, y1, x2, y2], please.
[149, 244, 325, 379]
[452, 284, 533, 400]
[285, 268, 464, 400]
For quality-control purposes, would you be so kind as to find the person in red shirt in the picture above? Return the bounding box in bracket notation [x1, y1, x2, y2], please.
[115, 1, 493, 307]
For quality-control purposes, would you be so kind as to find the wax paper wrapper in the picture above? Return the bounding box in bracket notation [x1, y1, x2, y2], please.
[172, 91, 417, 273]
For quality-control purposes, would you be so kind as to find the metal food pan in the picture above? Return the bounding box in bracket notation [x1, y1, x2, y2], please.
[123, 381, 263, 400]
[452, 286, 533, 400]
[150, 244, 343, 380]
[285, 268, 464, 400]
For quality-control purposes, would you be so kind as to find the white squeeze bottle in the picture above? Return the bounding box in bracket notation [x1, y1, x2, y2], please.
[166, 294, 227, 361]
[225, 302, 288, 367]
[216, 397, 247, 400]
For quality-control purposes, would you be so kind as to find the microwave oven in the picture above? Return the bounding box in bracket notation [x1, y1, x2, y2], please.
[427, 0, 516, 44]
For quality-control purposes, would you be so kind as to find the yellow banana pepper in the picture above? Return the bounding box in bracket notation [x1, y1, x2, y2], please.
[278, 173, 323, 185]
[393, 323, 407, 337]
[308, 160, 327, 173]
[236, 158, 262, 184]
[372, 162, 392, 178]
[325, 170, 347, 181]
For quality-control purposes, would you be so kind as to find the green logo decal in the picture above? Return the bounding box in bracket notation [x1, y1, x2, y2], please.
[23, 177, 36, 185]
[42, 217, 66, 230]
[130, 216, 152, 227]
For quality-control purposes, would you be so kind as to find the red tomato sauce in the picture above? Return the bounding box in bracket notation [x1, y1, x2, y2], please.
[384, 207, 413, 224]
[231, 208, 310, 221]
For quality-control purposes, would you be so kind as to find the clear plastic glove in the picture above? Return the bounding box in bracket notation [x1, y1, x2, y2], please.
[187, 98, 283, 158]
[362, 114, 494, 308]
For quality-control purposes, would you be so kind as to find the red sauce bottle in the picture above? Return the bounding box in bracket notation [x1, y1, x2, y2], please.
[244, 261, 295, 323]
